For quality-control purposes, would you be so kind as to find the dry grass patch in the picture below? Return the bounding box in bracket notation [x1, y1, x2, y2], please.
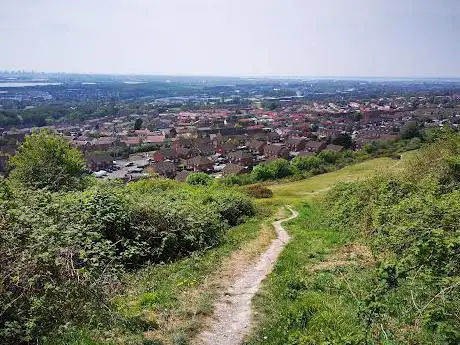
[311, 243, 373, 272]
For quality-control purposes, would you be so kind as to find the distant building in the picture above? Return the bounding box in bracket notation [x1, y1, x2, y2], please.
[223, 163, 247, 176]
[185, 156, 213, 171]
[227, 150, 254, 166]
[150, 161, 176, 178]
[264, 144, 290, 159]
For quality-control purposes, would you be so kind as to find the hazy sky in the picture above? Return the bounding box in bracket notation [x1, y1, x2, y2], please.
[1, 0, 459, 77]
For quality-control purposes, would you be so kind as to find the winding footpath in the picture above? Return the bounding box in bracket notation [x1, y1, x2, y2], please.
[197, 206, 299, 345]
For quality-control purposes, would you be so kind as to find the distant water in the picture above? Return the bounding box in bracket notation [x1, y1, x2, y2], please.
[0, 82, 62, 87]
[123, 81, 146, 84]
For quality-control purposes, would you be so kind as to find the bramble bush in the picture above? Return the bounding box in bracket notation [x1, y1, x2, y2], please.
[323, 133, 460, 343]
[185, 172, 212, 186]
[0, 173, 255, 344]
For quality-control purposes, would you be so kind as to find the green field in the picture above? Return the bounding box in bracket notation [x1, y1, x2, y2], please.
[267, 157, 400, 205]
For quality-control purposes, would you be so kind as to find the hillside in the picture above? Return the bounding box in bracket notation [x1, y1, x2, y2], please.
[3, 130, 459, 345]
[247, 135, 460, 344]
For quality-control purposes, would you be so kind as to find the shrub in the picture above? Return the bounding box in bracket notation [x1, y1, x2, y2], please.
[0, 190, 116, 344]
[291, 156, 322, 174]
[251, 164, 274, 181]
[129, 195, 225, 261]
[0, 177, 256, 344]
[186, 172, 212, 186]
[200, 188, 256, 226]
[8, 129, 86, 192]
[218, 173, 253, 186]
[322, 135, 460, 343]
[244, 184, 273, 199]
[269, 159, 293, 178]
[317, 150, 341, 164]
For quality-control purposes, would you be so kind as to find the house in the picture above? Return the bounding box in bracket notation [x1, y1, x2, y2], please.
[222, 163, 247, 176]
[92, 136, 118, 150]
[177, 147, 199, 159]
[212, 132, 225, 147]
[185, 156, 213, 171]
[172, 137, 194, 151]
[194, 142, 216, 156]
[264, 144, 290, 159]
[267, 131, 281, 143]
[325, 144, 345, 152]
[297, 151, 315, 157]
[121, 137, 142, 146]
[85, 153, 114, 171]
[144, 135, 165, 144]
[152, 149, 178, 162]
[227, 150, 254, 166]
[248, 140, 266, 155]
[285, 137, 308, 152]
[175, 170, 191, 182]
[150, 161, 176, 178]
[304, 141, 327, 152]
[216, 142, 238, 155]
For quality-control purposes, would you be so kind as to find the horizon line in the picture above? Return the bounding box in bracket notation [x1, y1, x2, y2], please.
[1, 70, 460, 81]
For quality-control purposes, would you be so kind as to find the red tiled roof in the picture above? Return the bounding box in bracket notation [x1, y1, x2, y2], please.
[144, 135, 165, 143]
[121, 137, 142, 145]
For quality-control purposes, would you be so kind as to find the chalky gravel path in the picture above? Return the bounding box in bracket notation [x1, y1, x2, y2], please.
[197, 206, 298, 345]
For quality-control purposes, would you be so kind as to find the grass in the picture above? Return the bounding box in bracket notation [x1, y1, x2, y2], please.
[246, 203, 374, 344]
[96, 207, 280, 345]
[266, 157, 400, 205]
[50, 156, 407, 344]
[245, 156, 408, 344]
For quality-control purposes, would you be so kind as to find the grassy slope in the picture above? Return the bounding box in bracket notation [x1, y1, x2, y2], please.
[247, 157, 403, 344]
[267, 157, 399, 205]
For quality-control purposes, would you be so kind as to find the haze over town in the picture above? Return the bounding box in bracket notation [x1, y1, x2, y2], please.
[1, 0, 460, 77]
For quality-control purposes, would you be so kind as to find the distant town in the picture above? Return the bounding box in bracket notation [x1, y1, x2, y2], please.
[1, 72, 460, 180]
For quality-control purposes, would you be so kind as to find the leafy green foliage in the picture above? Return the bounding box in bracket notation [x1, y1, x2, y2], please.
[251, 163, 274, 181]
[268, 159, 293, 179]
[0, 175, 255, 344]
[217, 173, 254, 186]
[186, 172, 212, 186]
[400, 121, 423, 139]
[8, 129, 87, 191]
[291, 155, 322, 174]
[322, 134, 460, 343]
[331, 133, 353, 149]
[134, 118, 143, 130]
[251, 159, 293, 181]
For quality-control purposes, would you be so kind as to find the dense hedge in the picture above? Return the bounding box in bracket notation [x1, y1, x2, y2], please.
[323, 134, 460, 343]
[0, 178, 255, 344]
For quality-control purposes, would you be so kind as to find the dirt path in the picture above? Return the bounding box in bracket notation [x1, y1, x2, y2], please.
[196, 206, 298, 345]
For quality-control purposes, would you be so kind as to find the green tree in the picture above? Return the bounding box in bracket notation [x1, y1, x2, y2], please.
[134, 118, 143, 130]
[9, 129, 86, 191]
[186, 172, 212, 186]
[400, 121, 421, 139]
[332, 133, 353, 149]
[269, 159, 293, 178]
[318, 150, 340, 164]
[291, 155, 322, 173]
[251, 164, 274, 181]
